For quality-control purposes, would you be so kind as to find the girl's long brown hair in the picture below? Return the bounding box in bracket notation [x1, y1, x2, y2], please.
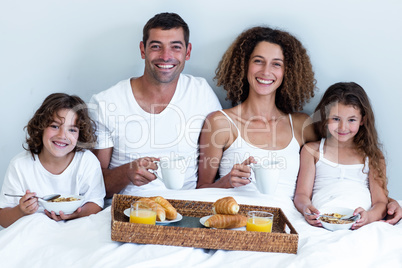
[314, 82, 387, 194]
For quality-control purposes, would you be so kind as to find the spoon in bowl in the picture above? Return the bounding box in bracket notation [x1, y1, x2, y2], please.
[5, 193, 61, 201]
[304, 212, 341, 220]
[305, 212, 360, 221]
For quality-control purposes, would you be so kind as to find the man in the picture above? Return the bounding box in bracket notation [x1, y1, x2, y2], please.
[89, 13, 221, 198]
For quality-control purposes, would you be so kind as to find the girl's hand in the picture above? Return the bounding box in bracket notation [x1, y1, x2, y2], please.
[44, 207, 82, 221]
[227, 156, 257, 188]
[18, 190, 39, 215]
[303, 206, 322, 227]
[351, 207, 367, 230]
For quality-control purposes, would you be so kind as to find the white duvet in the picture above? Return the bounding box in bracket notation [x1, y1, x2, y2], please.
[0, 188, 401, 268]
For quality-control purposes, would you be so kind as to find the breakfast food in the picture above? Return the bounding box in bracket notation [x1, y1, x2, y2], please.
[212, 196, 239, 215]
[150, 196, 177, 220]
[204, 214, 247, 229]
[203, 196, 246, 229]
[49, 197, 78, 202]
[137, 197, 166, 222]
[320, 213, 354, 224]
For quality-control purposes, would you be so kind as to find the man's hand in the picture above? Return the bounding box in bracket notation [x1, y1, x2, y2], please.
[127, 157, 160, 186]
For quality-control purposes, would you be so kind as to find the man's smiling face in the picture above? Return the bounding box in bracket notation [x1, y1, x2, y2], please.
[141, 27, 191, 84]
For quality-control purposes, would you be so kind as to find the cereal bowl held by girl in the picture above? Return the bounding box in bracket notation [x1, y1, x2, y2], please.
[318, 207, 359, 231]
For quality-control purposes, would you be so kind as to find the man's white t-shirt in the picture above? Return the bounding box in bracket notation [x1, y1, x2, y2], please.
[0, 150, 106, 211]
[89, 74, 222, 194]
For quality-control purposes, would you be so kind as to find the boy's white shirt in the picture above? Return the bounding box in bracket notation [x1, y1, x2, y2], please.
[0, 150, 106, 211]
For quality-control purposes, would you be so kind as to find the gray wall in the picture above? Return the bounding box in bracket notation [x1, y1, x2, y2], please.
[1, 0, 401, 198]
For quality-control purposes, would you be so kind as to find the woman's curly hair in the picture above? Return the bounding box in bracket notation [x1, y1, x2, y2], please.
[313, 82, 388, 195]
[24, 93, 97, 157]
[215, 26, 316, 113]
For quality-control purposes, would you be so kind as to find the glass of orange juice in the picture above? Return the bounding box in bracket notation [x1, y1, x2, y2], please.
[246, 211, 274, 232]
[130, 201, 157, 225]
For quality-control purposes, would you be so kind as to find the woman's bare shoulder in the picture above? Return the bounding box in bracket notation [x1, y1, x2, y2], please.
[301, 140, 321, 160]
[291, 112, 312, 125]
[291, 112, 318, 144]
[303, 140, 320, 151]
[204, 109, 233, 130]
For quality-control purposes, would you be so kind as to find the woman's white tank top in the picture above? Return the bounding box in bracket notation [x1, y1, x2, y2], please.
[218, 110, 301, 198]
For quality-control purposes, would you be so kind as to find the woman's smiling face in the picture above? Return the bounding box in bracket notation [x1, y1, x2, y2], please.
[247, 41, 285, 96]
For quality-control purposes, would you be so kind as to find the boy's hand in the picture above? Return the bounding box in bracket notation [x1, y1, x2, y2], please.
[18, 190, 39, 215]
[44, 207, 82, 221]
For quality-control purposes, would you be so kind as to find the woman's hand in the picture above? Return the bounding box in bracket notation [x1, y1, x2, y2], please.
[384, 200, 402, 225]
[226, 157, 256, 188]
[18, 190, 39, 215]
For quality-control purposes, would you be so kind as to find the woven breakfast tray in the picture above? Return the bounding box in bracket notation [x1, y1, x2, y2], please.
[111, 194, 298, 253]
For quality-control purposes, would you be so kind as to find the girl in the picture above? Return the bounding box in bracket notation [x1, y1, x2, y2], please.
[0, 93, 106, 228]
[197, 26, 316, 199]
[294, 82, 388, 229]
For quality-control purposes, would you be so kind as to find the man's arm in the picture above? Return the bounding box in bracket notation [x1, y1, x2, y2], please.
[92, 148, 160, 198]
[92, 148, 130, 198]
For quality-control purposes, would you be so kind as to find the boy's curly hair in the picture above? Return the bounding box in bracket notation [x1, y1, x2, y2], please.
[24, 93, 97, 157]
[215, 26, 316, 113]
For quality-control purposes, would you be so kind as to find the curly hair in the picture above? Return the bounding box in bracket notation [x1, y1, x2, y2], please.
[24, 93, 97, 157]
[215, 26, 316, 113]
[313, 82, 387, 194]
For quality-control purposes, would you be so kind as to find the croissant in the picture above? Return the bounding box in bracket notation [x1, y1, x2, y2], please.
[137, 197, 166, 222]
[204, 214, 247, 229]
[149, 196, 177, 220]
[212, 196, 239, 215]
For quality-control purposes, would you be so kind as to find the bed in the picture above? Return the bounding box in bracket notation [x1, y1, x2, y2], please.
[0, 188, 401, 267]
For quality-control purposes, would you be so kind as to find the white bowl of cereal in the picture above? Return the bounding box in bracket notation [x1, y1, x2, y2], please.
[39, 195, 84, 215]
[318, 207, 359, 231]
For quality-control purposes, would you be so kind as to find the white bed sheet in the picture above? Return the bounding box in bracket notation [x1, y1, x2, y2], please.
[0, 188, 401, 268]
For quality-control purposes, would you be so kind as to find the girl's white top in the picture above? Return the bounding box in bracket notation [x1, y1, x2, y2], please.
[312, 138, 371, 210]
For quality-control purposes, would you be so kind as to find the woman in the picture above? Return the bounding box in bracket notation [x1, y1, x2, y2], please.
[197, 26, 316, 198]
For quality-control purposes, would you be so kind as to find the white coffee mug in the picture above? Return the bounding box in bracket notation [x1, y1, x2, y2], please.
[151, 156, 186, 190]
[249, 161, 280, 194]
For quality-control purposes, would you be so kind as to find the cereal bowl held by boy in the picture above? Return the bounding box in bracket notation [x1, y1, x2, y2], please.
[319, 207, 359, 231]
[38, 195, 84, 215]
